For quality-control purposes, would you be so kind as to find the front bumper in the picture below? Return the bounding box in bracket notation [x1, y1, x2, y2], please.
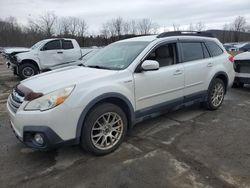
[6, 97, 81, 150]
[9, 122, 76, 150]
[6, 61, 18, 75]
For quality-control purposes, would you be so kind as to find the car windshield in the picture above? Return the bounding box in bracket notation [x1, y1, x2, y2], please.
[30, 41, 44, 50]
[81, 49, 100, 61]
[84, 41, 149, 70]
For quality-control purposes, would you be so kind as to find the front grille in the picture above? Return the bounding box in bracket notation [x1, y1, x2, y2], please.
[8, 88, 24, 113]
[234, 60, 250, 73]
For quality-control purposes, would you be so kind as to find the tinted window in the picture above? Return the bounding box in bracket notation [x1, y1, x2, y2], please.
[202, 43, 210, 58]
[181, 42, 204, 62]
[206, 41, 223, 57]
[44, 40, 61, 50]
[63, 40, 74, 49]
[242, 43, 250, 51]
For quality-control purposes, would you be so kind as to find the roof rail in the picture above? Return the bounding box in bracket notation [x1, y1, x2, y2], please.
[157, 31, 214, 38]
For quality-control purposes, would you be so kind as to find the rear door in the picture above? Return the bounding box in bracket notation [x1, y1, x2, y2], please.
[180, 41, 212, 99]
[39, 40, 64, 68]
[62, 40, 81, 63]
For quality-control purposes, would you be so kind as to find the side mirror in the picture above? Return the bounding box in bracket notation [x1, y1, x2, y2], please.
[141, 60, 159, 71]
[40, 46, 47, 51]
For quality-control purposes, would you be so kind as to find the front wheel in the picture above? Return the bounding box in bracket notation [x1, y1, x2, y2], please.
[204, 78, 225, 110]
[81, 103, 127, 155]
[18, 63, 39, 79]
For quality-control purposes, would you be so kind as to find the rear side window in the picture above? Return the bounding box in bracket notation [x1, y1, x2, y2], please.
[43, 40, 61, 50]
[206, 41, 223, 57]
[63, 40, 74, 49]
[181, 42, 204, 62]
[202, 43, 210, 58]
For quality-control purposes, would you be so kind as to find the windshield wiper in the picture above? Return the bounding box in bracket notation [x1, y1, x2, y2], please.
[86, 65, 111, 70]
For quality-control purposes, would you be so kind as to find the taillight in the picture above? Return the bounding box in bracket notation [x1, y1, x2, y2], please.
[228, 55, 234, 63]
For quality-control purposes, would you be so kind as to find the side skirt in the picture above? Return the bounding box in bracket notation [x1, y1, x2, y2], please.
[134, 90, 207, 124]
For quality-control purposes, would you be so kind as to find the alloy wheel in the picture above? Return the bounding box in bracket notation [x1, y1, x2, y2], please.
[91, 112, 123, 150]
[211, 82, 224, 107]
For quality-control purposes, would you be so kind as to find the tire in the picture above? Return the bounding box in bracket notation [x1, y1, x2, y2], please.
[18, 63, 39, 80]
[232, 82, 244, 88]
[80, 103, 127, 155]
[204, 78, 225, 110]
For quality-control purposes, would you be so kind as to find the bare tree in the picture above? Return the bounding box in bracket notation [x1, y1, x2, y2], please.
[129, 20, 138, 35]
[29, 11, 57, 37]
[195, 22, 206, 31]
[173, 23, 180, 31]
[77, 19, 88, 37]
[68, 17, 79, 36]
[112, 17, 123, 37]
[58, 17, 70, 36]
[122, 21, 130, 35]
[232, 16, 247, 41]
[101, 22, 115, 38]
[232, 16, 247, 32]
[188, 23, 194, 31]
[39, 11, 57, 37]
[138, 18, 153, 35]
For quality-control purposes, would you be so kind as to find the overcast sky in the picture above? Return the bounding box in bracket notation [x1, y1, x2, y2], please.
[0, 0, 250, 33]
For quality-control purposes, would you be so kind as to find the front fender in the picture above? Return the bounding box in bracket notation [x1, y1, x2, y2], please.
[74, 92, 135, 140]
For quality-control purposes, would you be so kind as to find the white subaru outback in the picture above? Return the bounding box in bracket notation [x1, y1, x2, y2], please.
[7, 31, 235, 155]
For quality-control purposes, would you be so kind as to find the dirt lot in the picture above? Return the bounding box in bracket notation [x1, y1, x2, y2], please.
[1, 56, 250, 188]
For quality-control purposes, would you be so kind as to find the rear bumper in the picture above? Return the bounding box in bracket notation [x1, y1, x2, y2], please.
[234, 77, 250, 84]
[234, 73, 250, 84]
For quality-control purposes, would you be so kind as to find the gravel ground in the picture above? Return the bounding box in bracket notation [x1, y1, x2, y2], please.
[0, 56, 250, 188]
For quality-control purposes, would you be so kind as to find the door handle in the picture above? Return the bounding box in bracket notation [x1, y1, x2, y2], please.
[207, 62, 213, 67]
[57, 51, 63, 54]
[173, 69, 183, 75]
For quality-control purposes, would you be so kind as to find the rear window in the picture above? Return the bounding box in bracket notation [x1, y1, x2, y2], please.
[206, 41, 223, 57]
[63, 40, 74, 49]
[181, 42, 204, 62]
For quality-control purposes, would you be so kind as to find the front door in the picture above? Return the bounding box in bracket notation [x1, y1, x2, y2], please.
[39, 39, 64, 68]
[134, 42, 185, 113]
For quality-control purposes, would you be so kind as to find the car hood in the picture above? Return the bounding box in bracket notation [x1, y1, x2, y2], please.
[21, 66, 118, 93]
[4, 47, 30, 54]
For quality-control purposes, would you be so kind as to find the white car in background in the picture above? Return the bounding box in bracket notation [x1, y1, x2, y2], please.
[233, 51, 250, 87]
[6, 38, 82, 79]
[7, 31, 235, 155]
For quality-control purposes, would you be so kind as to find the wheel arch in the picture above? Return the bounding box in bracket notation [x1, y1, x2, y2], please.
[20, 59, 40, 71]
[75, 93, 135, 141]
[210, 71, 229, 93]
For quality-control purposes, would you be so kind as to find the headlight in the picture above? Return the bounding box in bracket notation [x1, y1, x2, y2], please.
[24, 86, 75, 111]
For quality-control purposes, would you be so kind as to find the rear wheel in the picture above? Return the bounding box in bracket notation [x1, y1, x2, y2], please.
[80, 103, 127, 155]
[204, 78, 225, 110]
[18, 63, 39, 79]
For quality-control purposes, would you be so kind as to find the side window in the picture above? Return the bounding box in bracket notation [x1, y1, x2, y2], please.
[202, 43, 210, 58]
[63, 40, 74, 49]
[146, 43, 177, 67]
[43, 40, 61, 50]
[205, 41, 223, 57]
[181, 42, 204, 62]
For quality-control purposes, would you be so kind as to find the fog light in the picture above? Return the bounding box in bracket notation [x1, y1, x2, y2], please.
[34, 133, 44, 145]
